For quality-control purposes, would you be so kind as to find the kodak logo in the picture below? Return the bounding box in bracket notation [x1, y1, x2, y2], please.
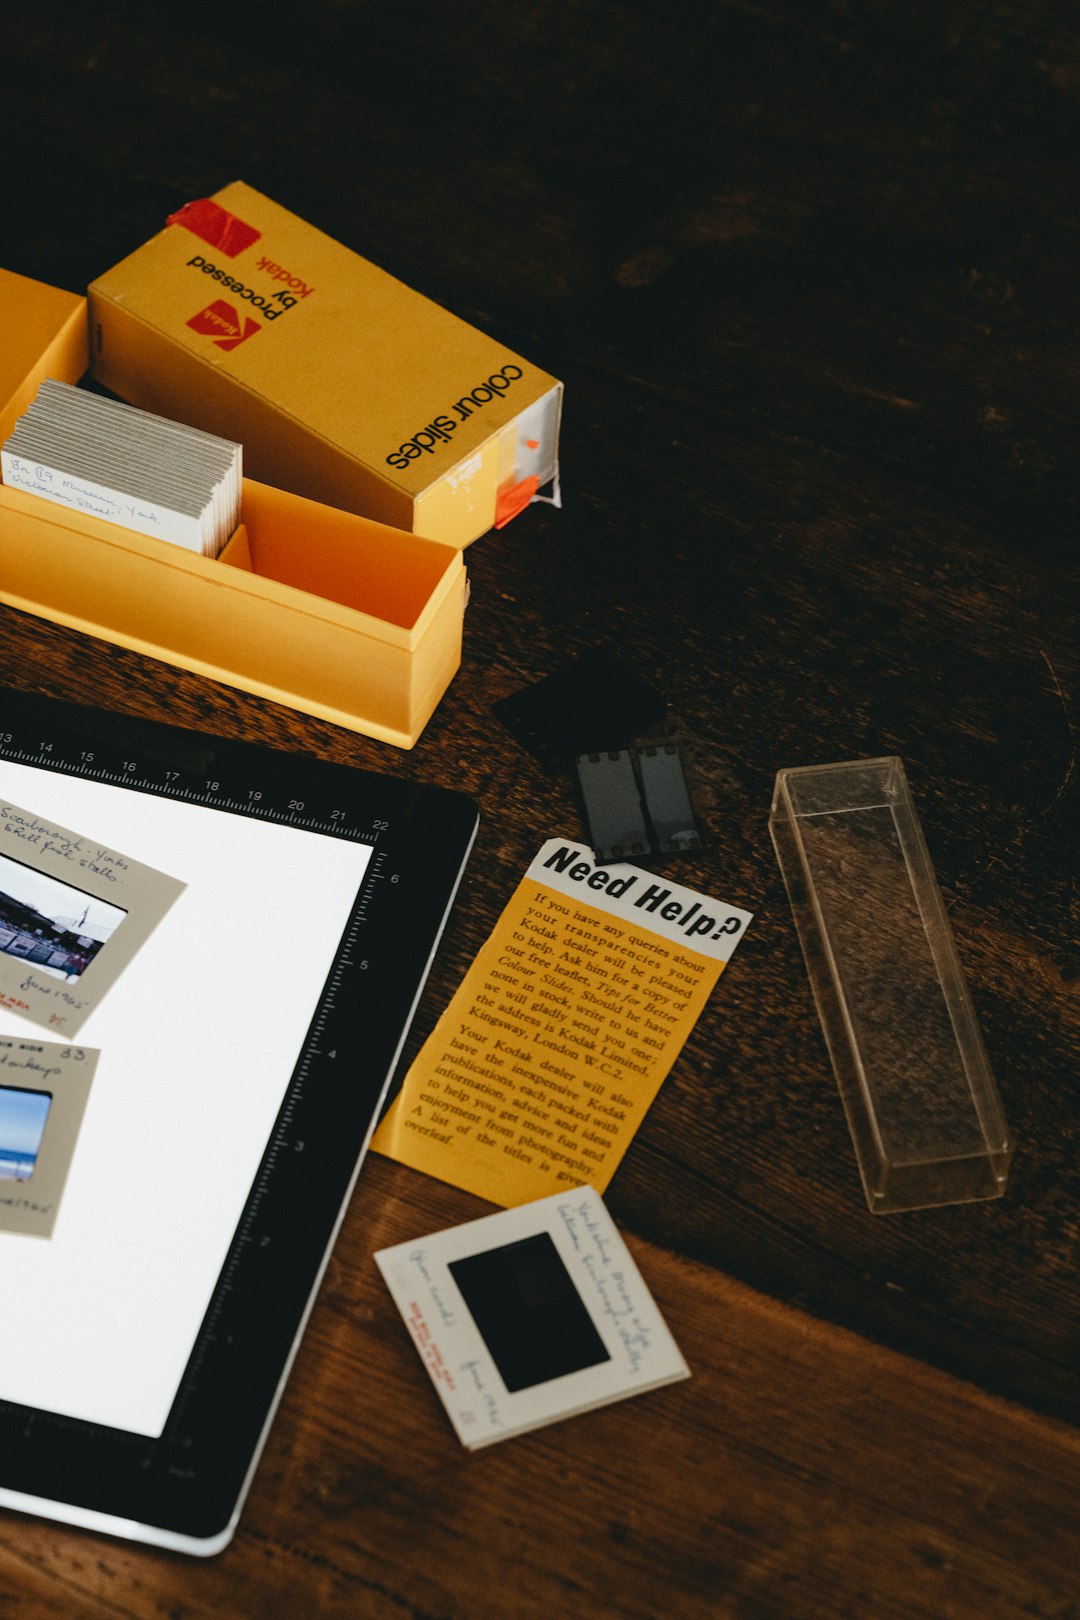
[187, 300, 261, 350]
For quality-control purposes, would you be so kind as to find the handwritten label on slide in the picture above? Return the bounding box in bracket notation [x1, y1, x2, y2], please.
[0, 799, 185, 1036]
[371, 840, 752, 1205]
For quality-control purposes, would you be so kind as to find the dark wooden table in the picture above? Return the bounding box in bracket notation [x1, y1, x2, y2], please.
[3, 4, 1080, 1615]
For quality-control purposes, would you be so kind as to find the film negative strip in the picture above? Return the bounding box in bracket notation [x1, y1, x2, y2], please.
[574, 742, 704, 863]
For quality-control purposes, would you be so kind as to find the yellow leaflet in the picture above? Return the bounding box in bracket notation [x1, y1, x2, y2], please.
[371, 839, 752, 1206]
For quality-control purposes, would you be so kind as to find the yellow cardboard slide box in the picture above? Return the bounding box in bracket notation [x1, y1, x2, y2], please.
[0, 272, 467, 748]
[0, 478, 466, 748]
[89, 182, 563, 548]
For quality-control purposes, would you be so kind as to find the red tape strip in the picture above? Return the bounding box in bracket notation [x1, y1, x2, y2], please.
[167, 198, 261, 258]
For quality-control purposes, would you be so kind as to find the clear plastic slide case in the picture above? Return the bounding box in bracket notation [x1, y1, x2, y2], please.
[769, 757, 1011, 1214]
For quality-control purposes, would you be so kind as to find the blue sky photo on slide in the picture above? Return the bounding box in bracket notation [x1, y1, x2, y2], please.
[0, 1086, 52, 1180]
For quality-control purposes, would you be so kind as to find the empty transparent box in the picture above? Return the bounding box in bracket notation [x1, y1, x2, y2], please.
[769, 757, 1011, 1213]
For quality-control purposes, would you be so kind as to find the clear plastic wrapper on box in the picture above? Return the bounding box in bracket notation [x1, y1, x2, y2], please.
[769, 757, 1011, 1214]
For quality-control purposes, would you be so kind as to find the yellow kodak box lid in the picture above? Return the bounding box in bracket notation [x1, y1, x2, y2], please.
[89, 183, 561, 545]
[0, 268, 88, 448]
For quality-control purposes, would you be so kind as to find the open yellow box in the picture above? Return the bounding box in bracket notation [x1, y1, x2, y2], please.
[0, 273, 467, 748]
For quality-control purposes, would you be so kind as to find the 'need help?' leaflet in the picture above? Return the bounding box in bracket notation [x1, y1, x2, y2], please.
[371, 840, 752, 1206]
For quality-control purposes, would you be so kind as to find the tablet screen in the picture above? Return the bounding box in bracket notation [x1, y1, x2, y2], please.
[0, 756, 372, 1437]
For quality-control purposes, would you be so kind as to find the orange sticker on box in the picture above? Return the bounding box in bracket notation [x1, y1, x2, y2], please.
[494, 474, 540, 529]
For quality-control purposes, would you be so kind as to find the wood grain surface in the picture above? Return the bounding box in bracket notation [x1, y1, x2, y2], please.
[2, 3, 1079, 1615]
